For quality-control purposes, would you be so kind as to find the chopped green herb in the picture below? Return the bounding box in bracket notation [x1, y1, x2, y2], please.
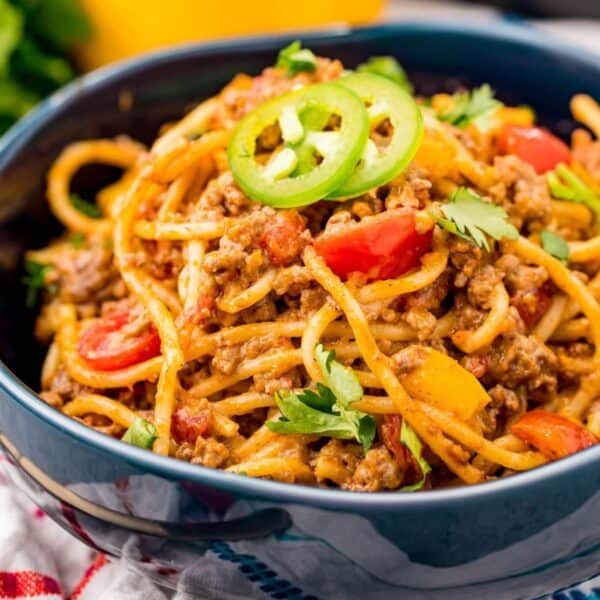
[121, 417, 157, 449]
[267, 344, 376, 451]
[399, 420, 431, 492]
[276, 41, 317, 77]
[356, 56, 413, 94]
[438, 84, 502, 130]
[69, 231, 85, 249]
[541, 230, 569, 264]
[547, 163, 600, 219]
[70, 194, 102, 218]
[22, 260, 53, 307]
[436, 187, 518, 251]
[314, 344, 363, 407]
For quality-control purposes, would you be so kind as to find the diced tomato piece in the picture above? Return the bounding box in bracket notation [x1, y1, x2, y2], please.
[511, 410, 597, 460]
[261, 210, 308, 266]
[511, 282, 552, 329]
[313, 209, 433, 281]
[185, 294, 214, 325]
[498, 125, 571, 174]
[171, 407, 212, 444]
[78, 308, 161, 371]
[380, 415, 411, 470]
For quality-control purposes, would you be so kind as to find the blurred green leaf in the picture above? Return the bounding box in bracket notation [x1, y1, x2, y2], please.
[13, 0, 90, 50]
[13, 36, 75, 87]
[0, 0, 87, 133]
[0, 77, 38, 120]
[0, 0, 23, 75]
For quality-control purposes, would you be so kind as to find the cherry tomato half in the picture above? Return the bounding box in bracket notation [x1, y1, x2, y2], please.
[511, 410, 596, 460]
[313, 209, 433, 280]
[498, 125, 571, 174]
[78, 308, 161, 371]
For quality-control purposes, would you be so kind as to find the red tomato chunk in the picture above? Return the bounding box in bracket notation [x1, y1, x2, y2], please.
[314, 209, 433, 280]
[511, 410, 596, 460]
[78, 308, 161, 371]
[498, 125, 571, 174]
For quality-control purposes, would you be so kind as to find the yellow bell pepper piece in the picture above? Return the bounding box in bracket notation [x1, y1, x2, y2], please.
[399, 347, 490, 421]
[412, 132, 458, 180]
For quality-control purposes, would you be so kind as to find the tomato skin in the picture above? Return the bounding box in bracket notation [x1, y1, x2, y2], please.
[511, 410, 597, 460]
[171, 407, 212, 444]
[78, 309, 161, 371]
[313, 209, 433, 280]
[380, 415, 410, 469]
[498, 125, 571, 174]
[261, 210, 308, 266]
[511, 282, 552, 329]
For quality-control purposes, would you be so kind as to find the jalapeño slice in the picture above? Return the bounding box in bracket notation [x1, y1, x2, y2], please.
[228, 82, 369, 208]
[328, 72, 424, 200]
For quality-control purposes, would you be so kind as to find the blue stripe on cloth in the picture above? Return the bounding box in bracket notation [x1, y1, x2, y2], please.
[209, 541, 317, 600]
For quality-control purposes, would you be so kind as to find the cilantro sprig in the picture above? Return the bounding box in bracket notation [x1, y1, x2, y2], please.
[276, 41, 317, 77]
[356, 56, 413, 94]
[438, 84, 502, 130]
[267, 344, 376, 451]
[70, 194, 102, 218]
[22, 260, 54, 307]
[541, 230, 569, 264]
[436, 187, 518, 251]
[547, 163, 600, 219]
[399, 420, 431, 492]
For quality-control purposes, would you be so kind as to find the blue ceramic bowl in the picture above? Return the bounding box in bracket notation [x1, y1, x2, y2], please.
[0, 22, 599, 600]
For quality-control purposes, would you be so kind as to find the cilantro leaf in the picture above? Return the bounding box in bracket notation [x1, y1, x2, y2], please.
[268, 390, 361, 439]
[541, 230, 569, 264]
[547, 163, 600, 219]
[356, 56, 413, 94]
[276, 41, 316, 77]
[70, 194, 102, 218]
[437, 187, 518, 251]
[399, 420, 431, 492]
[297, 383, 335, 412]
[315, 343, 362, 407]
[22, 260, 54, 307]
[438, 84, 502, 130]
[267, 345, 376, 451]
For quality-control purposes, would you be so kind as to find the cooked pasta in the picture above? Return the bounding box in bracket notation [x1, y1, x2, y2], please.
[29, 46, 600, 492]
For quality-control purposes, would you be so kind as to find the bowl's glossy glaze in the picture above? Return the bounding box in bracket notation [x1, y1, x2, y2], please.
[0, 23, 599, 600]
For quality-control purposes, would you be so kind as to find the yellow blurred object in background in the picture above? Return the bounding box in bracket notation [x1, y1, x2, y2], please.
[76, 0, 385, 69]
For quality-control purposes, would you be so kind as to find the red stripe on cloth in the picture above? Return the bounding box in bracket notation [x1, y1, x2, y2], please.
[0, 571, 62, 598]
[59, 506, 100, 552]
[67, 554, 108, 600]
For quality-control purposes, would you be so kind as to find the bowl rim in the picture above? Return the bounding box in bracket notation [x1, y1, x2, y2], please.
[2, 20, 600, 511]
